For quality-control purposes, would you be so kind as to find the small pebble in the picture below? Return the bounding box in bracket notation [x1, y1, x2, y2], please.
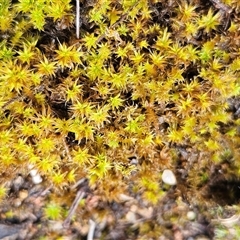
[0, 224, 21, 239]
[137, 207, 153, 219]
[12, 175, 24, 192]
[126, 211, 137, 223]
[29, 169, 43, 184]
[13, 198, 22, 207]
[29, 169, 38, 177]
[130, 158, 138, 165]
[162, 169, 177, 185]
[19, 190, 28, 201]
[118, 194, 134, 202]
[48, 220, 64, 233]
[187, 211, 196, 221]
[32, 174, 43, 184]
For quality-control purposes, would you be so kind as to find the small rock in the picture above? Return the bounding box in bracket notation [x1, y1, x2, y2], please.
[12, 175, 24, 192]
[126, 211, 137, 223]
[162, 169, 177, 185]
[19, 190, 28, 201]
[13, 198, 22, 208]
[137, 207, 153, 219]
[32, 174, 43, 184]
[187, 211, 196, 221]
[130, 158, 138, 165]
[126, 205, 139, 223]
[29, 169, 38, 177]
[29, 169, 43, 184]
[130, 204, 138, 213]
[48, 220, 64, 233]
[0, 224, 21, 239]
[118, 194, 134, 202]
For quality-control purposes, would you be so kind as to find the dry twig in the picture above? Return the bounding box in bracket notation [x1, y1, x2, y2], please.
[63, 189, 86, 228]
[87, 219, 96, 240]
[76, 0, 80, 38]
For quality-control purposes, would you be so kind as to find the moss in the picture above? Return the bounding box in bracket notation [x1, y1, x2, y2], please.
[0, 0, 240, 208]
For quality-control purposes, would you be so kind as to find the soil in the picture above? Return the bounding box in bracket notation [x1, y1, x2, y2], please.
[1, 149, 240, 240]
[1, 0, 240, 239]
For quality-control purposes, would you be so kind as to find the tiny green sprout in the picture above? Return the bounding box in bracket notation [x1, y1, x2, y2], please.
[167, 127, 184, 144]
[30, 8, 45, 30]
[110, 72, 128, 89]
[130, 50, 145, 65]
[214, 226, 228, 239]
[220, 149, 233, 162]
[37, 137, 56, 154]
[89, 153, 112, 179]
[0, 43, 14, 61]
[66, 81, 82, 102]
[15, 0, 34, 13]
[66, 169, 76, 183]
[0, 185, 8, 201]
[71, 119, 95, 142]
[51, 171, 67, 187]
[17, 43, 35, 64]
[72, 147, 91, 165]
[230, 57, 240, 72]
[82, 33, 98, 50]
[125, 114, 145, 134]
[46, 1, 72, 22]
[106, 130, 120, 149]
[89, 105, 110, 128]
[155, 28, 172, 50]
[197, 8, 220, 33]
[37, 156, 59, 173]
[35, 55, 57, 77]
[150, 52, 166, 69]
[185, 22, 198, 41]
[204, 139, 220, 151]
[0, 3, 14, 32]
[72, 101, 94, 119]
[178, 2, 197, 22]
[55, 43, 82, 69]
[200, 172, 209, 184]
[44, 202, 63, 220]
[108, 94, 124, 110]
[89, 8, 104, 24]
[0, 61, 32, 93]
[199, 41, 215, 63]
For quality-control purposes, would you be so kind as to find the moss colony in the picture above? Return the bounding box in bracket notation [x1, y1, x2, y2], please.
[0, 0, 240, 209]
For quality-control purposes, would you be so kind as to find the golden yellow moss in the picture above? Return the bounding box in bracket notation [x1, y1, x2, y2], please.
[0, 0, 240, 204]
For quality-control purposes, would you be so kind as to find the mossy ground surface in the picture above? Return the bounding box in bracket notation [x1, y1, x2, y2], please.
[1, 0, 240, 239]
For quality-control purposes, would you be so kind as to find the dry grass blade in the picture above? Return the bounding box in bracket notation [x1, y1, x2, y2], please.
[63, 190, 85, 228]
[76, 0, 80, 39]
[87, 219, 96, 240]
